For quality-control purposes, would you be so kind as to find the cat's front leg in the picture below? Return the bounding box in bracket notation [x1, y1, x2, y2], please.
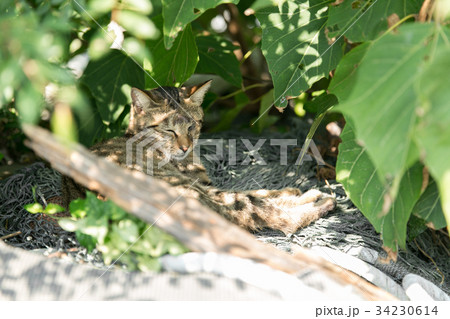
[195, 170, 212, 185]
[178, 152, 212, 185]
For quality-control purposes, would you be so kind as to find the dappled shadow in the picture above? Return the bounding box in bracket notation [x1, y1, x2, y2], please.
[256, 1, 343, 105]
[0, 242, 280, 300]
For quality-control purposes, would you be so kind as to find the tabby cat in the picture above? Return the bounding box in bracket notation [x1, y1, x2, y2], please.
[62, 81, 335, 234]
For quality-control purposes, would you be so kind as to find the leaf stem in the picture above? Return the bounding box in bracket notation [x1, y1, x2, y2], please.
[437, 25, 450, 47]
[381, 14, 417, 38]
[296, 111, 328, 169]
[240, 48, 254, 66]
[205, 83, 267, 111]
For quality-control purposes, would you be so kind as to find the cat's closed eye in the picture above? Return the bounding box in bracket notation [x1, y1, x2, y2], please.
[166, 129, 178, 137]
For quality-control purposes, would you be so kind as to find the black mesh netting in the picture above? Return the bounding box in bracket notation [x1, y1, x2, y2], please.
[0, 119, 449, 294]
[0, 162, 77, 250]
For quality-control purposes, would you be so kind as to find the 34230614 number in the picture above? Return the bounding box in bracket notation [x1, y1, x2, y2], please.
[375, 306, 438, 316]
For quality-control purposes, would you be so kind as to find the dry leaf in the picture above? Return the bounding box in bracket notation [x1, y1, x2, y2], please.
[379, 246, 398, 264]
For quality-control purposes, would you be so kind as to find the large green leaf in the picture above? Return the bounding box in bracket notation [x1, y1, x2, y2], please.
[328, 42, 370, 102]
[334, 24, 439, 185]
[412, 180, 447, 230]
[144, 15, 198, 88]
[161, 0, 239, 49]
[336, 125, 423, 250]
[196, 35, 242, 87]
[380, 161, 423, 250]
[255, 0, 343, 108]
[327, 0, 423, 43]
[336, 124, 385, 231]
[415, 45, 450, 231]
[81, 50, 144, 125]
[303, 93, 338, 114]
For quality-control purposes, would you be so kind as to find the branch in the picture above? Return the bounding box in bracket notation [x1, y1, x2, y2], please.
[417, 0, 434, 22]
[23, 124, 396, 300]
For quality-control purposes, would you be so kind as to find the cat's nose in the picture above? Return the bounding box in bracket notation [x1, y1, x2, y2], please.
[180, 145, 189, 153]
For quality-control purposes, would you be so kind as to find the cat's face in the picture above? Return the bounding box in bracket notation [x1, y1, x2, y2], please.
[129, 80, 211, 160]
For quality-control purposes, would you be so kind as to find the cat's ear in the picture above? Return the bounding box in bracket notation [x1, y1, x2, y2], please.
[184, 80, 212, 106]
[131, 88, 160, 113]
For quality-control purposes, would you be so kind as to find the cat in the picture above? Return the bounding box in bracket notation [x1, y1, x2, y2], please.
[62, 80, 335, 234]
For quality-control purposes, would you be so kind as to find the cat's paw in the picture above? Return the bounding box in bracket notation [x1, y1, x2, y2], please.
[245, 187, 302, 199]
[197, 172, 212, 185]
[288, 190, 335, 228]
[268, 190, 336, 234]
[278, 187, 302, 197]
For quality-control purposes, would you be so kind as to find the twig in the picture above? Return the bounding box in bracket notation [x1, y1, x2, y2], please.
[205, 83, 268, 111]
[0, 231, 22, 240]
[417, 0, 434, 22]
[414, 238, 445, 285]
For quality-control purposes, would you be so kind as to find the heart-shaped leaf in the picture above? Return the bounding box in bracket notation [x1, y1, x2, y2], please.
[415, 45, 450, 231]
[336, 124, 423, 251]
[334, 24, 441, 184]
[161, 0, 239, 49]
[327, 0, 423, 42]
[144, 15, 198, 87]
[412, 180, 447, 230]
[82, 50, 145, 124]
[196, 35, 242, 87]
[255, 0, 343, 108]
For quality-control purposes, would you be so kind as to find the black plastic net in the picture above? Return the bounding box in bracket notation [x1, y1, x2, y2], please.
[0, 162, 77, 250]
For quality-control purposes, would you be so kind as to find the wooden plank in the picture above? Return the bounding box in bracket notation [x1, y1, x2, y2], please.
[23, 124, 397, 300]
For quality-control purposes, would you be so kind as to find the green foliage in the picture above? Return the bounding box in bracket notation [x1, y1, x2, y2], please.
[82, 50, 145, 125]
[326, 0, 422, 42]
[144, 15, 198, 87]
[412, 180, 447, 231]
[255, 89, 278, 133]
[115, 5, 159, 40]
[414, 45, 450, 235]
[334, 25, 439, 182]
[161, 0, 239, 49]
[25, 202, 65, 215]
[0, 1, 75, 123]
[29, 192, 187, 271]
[4, 0, 450, 256]
[327, 42, 370, 101]
[336, 125, 424, 249]
[254, 0, 343, 108]
[304, 93, 338, 115]
[333, 23, 450, 251]
[196, 35, 242, 87]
